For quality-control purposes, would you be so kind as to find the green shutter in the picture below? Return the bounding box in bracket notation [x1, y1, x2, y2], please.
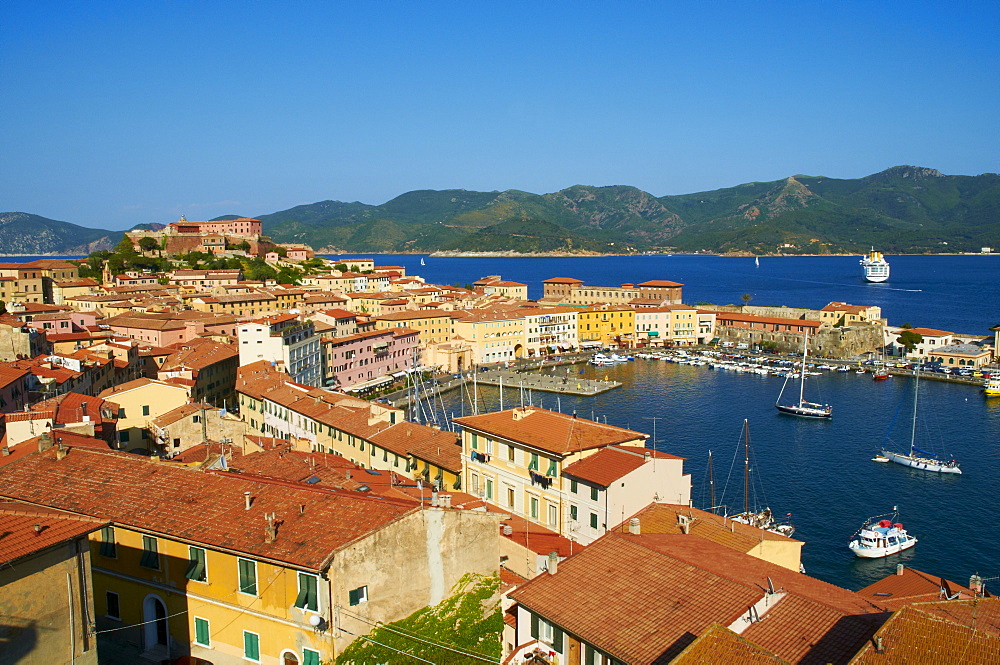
[585, 645, 595, 665]
[243, 631, 259, 660]
[185, 547, 206, 581]
[295, 573, 318, 611]
[239, 559, 257, 595]
[590, 513, 598, 529]
[139, 536, 159, 569]
[553, 626, 564, 651]
[530, 613, 539, 639]
[570, 505, 578, 521]
[349, 587, 361, 606]
[194, 617, 210, 646]
[546, 459, 558, 477]
[529, 453, 539, 471]
[471, 433, 478, 450]
[303, 649, 320, 665]
[570, 479, 578, 493]
[591, 486, 600, 501]
[99, 526, 116, 558]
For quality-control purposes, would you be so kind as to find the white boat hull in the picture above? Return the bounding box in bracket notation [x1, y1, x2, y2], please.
[881, 449, 962, 474]
[849, 536, 916, 558]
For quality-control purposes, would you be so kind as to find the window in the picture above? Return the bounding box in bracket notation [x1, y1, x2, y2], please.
[295, 572, 319, 611]
[470, 433, 478, 450]
[591, 486, 600, 502]
[139, 535, 159, 569]
[348, 585, 368, 606]
[238, 558, 258, 595]
[508, 444, 515, 462]
[530, 496, 539, 519]
[118, 431, 129, 443]
[546, 459, 558, 477]
[141, 405, 150, 416]
[105, 591, 120, 619]
[485, 479, 493, 500]
[570, 505, 578, 521]
[194, 616, 210, 646]
[590, 513, 599, 529]
[243, 631, 260, 661]
[528, 453, 539, 471]
[507, 487, 515, 507]
[99, 526, 116, 558]
[302, 648, 320, 665]
[186, 546, 207, 582]
[570, 480, 578, 494]
[548, 504, 558, 526]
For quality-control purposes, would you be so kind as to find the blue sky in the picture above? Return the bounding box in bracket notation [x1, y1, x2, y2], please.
[3, 1, 998, 230]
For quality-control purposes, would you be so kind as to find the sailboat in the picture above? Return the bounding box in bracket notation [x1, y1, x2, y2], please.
[420, 257, 426, 266]
[725, 420, 795, 537]
[880, 367, 961, 474]
[775, 333, 832, 418]
[755, 256, 760, 267]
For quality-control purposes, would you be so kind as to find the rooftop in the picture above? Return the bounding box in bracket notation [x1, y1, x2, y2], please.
[560, 445, 682, 487]
[0, 501, 107, 566]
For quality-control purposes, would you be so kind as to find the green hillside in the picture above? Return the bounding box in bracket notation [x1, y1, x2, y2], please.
[0, 212, 121, 255]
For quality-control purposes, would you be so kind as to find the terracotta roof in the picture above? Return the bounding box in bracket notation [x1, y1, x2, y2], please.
[7, 392, 117, 427]
[850, 600, 1000, 663]
[623, 503, 798, 548]
[716, 312, 822, 327]
[318, 308, 357, 319]
[542, 277, 585, 284]
[0, 447, 420, 571]
[672, 623, 788, 664]
[98, 378, 190, 398]
[511, 532, 883, 665]
[561, 445, 682, 487]
[374, 309, 450, 321]
[0, 366, 29, 389]
[370, 423, 463, 472]
[159, 338, 237, 372]
[638, 280, 684, 287]
[0, 501, 107, 566]
[453, 408, 647, 456]
[905, 327, 953, 337]
[857, 567, 976, 611]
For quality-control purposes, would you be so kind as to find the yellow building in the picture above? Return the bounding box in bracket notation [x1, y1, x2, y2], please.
[454, 407, 691, 546]
[820, 302, 885, 327]
[374, 309, 453, 346]
[635, 305, 702, 347]
[237, 362, 463, 490]
[0, 446, 501, 665]
[451, 308, 527, 364]
[98, 378, 192, 451]
[577, 306, 636, 348]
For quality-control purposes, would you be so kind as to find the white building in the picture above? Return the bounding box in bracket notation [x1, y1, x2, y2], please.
[238, 314, 322, 386]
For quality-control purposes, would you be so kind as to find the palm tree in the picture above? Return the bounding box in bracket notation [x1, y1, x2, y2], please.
[741, 293, 753, 311]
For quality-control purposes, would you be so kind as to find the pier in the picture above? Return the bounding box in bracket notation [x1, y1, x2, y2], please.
[472, 369, 621, 396]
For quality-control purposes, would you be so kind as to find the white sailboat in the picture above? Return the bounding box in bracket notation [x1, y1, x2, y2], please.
[724, 420, 795, 538]
[775, 333, 832, 419]
[848, 510, 916, 558]
[420, 257, 426, 266]
[880, 367, 961, 474]
[755, 256, 760, 267]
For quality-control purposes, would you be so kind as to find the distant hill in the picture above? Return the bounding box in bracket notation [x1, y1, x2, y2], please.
[5, 166, 998, 255]
[257, 167, 1000, 254]
[0, 212, 121, 255]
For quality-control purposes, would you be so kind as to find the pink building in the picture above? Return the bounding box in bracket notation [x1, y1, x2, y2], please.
[321, 327, 420, 391]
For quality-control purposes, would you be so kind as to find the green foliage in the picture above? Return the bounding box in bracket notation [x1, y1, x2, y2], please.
[897, 329, 924, 352]
[334, 263, 348, 272]
[336, 573, 501, 665]
[137, 236, 159, 252]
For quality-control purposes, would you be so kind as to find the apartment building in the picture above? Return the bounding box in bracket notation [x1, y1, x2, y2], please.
[238, 314, 322, 387]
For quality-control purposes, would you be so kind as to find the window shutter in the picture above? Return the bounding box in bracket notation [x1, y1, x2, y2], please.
[585, 645, 595, 665]
[553, 626, 564, 651]
[185, 547, 206, 581]
[530, 613, 539, 639]
[349, 588, 360, 606]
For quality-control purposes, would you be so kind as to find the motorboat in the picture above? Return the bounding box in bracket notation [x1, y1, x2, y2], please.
[848, 514, 916, 558]
[984, 378, 1000, 397]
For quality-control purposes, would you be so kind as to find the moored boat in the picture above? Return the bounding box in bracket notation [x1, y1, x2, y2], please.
[984, 378, 1000, 397]
[880, 367, 961, 474]
[722, 420, 795, 538]
[775, 333, 832, 419]
[848, 513, 916, 558]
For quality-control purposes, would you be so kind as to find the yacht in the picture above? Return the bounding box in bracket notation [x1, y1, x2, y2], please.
[848, 514, 916, 558]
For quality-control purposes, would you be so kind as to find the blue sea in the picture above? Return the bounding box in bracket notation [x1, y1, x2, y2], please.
[14, 253, 999, 590]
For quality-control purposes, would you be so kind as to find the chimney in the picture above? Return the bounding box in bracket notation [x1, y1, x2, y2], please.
[264, 512, 277, 543]
[34, 523, 42, 536]
[896, 563, 905, 576]
[345, 470, 351, 480]
[547, 552, 559, 575]
[629, 517, 641, 535]
[55, 444, 69, 461]
[970, 574, 984, 595]
[431, 491, 439, 507]
[442, 494, 452, 508]
[874, 636, 884, 653]
[244, 491, 252, 510]
[38, 431, 54, 453]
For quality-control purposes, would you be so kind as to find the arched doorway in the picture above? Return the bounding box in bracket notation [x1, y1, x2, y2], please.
[142, 595, 168, 649]
[514, 344, 524, 358]
[281, 651, 300, 665]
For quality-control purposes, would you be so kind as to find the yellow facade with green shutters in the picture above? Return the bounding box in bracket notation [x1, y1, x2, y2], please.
[90, 525, 331, 665]
[578, 307, 636, 348]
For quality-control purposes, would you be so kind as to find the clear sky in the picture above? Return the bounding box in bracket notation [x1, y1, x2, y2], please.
[3, 1, 998, 230]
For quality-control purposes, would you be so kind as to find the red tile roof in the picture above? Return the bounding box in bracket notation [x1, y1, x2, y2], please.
[0, 447, 420, 571]
[856, 567, 976, 611]
[454, 408, 647, 456]
[0, 366, 29, 389]
[542, 278, 585, 284]
[0, 501, 107, 566]
[672, 623, 788, 664]
[561, 445, 682, 487]
[638, 280, 684, 287]
[906, 327, 953, 337]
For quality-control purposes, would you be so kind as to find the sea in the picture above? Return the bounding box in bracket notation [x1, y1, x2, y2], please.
[12, 252, 1000, 590]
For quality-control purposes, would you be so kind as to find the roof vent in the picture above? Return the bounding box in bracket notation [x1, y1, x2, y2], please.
[547, 552, 559, 576]
[244, 491, 252, 510]
[629, 517, 641, 535]
[264, 512, 278, 543]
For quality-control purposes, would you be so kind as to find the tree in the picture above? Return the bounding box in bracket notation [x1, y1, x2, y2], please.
[334, 263, 348, 272]
[741, 293, 753, 310]
[114, 236, 138, 256]
[235, 240, 251, 253]
[137, 236, 158, 253]
[897, 329, 923, 353]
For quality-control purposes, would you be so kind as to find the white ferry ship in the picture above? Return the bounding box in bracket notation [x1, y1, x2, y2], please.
[860, 249, 890, 282]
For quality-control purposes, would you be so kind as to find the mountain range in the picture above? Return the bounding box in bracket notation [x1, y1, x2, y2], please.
[4, 166, 998, 255]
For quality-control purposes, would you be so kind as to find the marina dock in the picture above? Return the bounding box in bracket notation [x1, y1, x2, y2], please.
[472, 369, 621, 396]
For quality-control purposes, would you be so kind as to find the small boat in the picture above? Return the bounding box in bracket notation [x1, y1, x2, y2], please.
[848, 512, 916, 558]
[984, 378, 1000, 397]
[860, 248, 890, 283]
[420, 257, 426, 266]
[873, 366, 890, 381]
[755, 256, 760, 267]
[722, 420, 795, 538]
[880, 367, 961, 474]
[775, 333, 832, 419]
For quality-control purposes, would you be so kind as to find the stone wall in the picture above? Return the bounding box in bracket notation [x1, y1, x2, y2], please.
[717, 323, 885, 358]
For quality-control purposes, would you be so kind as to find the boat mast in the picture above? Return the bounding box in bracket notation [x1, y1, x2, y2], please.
[910, 367, 920, 456]
[798, 332, 808, 406]
[743, 419, 750, 515]
[707, 450, 715, 513]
